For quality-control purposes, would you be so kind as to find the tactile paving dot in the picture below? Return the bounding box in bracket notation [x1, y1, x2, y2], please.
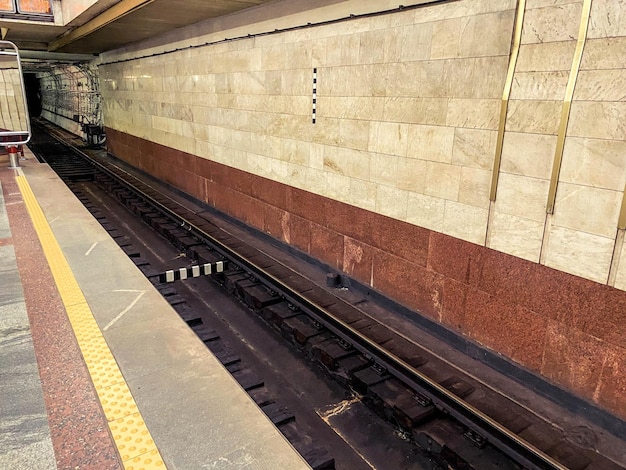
[124, 449, 165, 469]
[109, 414, 156, 461]
[97, 382, 139, 421]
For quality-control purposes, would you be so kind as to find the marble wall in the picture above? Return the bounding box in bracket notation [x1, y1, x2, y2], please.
[97, 0, 626, 419]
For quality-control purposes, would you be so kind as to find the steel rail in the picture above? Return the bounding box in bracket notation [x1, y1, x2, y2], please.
[43, 127, 568, 470]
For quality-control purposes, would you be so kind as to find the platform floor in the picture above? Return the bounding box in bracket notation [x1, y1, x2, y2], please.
[0, 149, 310, 470]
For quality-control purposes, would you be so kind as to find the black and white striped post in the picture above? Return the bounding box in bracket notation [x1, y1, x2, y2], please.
[157, 261, 226, 283]
[312, 67, 317, 124]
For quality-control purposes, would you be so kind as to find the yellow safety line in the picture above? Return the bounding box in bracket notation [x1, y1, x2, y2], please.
[546, 0, 592, 214]
[489, 0, 526, 202]
[16, 174, 166, 470]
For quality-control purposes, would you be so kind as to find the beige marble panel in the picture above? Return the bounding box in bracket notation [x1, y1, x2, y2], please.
[443, 58, 477, 99]
[488, 211, 544, 262]
[510, 71, 569, 101]
[326, 34, 361, 67]
[582, 37, 626, 70]
[385, 61, 445, 98]
[382, 97, 448, 126]
[370, 153, 399, 186]
[501, 132, 556, 180]
[407, 124, 455, 163]
[515, 39, 569, 75]
[472, 56, 510, 99]
[323, 146, 371, 180]
[521, 2, 583, 45]
[346, 178, 377, 212]
[281, 138, 310, 166]
[338, 119, 371, 152]
[443, 201, 489, 245]
[430, 17, 461, 59]
[458, 167, 491, 209]
[324, 172, 353, 202]
[614, 236, 626, 291]
[588, 0, 626, 39]
[406, 192, 446, 232]
[376, 184, 409, 219]
[349, 64, 389, 97]
[399, 23, 433, 61]
[368, 121, 409, 156]
[452, 128, 498, 170]
[495, 173, 550, 222]
[568, 101, 626, 140]
[424, 161, 462, 201]
[446, 98, 500, 130]
[459, 10, 515, 58]
[358, 30, 386, 64]
[506, 100, 562, 135]
[561, 137, 626, 191]
[309, 143, 325, 170]
[553, 183, 622, 238]
[396, 157, 427, 193]
[544, 225, 614, 283]
[574, 69, 626, 101]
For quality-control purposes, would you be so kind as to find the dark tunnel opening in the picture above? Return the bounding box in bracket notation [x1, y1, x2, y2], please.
[24, 73, 42, 119]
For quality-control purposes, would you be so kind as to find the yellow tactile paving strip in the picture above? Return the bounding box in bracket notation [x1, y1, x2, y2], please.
[16, 173, 166, 470]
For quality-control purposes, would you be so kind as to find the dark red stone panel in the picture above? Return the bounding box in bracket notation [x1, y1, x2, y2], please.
[310, 222, 344, 271]
[257, 177, 289, 210]
[464, 288, 548, 372]
[428, 232, 484, 285]
[264, 205, 289, 242]
[441, 278, 468, 333]
[343, 237, 374, 286]
[596, 346, 626, 419]
[196, 156, 213, 180]
[289, 214, 312, 254]
[372, 251, 443, 321]
[240, 194, 266, 230]
[541, 321, 607, 398]
[287, 187, 328, 227]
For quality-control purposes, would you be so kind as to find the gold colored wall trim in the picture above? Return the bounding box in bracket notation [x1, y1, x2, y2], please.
[489, 0, 526, 202]
[619, 184, 626, 230]
[546, 0, 593, 214]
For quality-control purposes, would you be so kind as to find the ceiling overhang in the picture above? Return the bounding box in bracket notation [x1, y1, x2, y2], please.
[0, 0, 273, 70]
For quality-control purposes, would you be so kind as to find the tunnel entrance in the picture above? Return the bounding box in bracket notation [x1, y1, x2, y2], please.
[24, 73, 42, 118]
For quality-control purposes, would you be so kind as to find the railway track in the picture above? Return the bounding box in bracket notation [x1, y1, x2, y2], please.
[28, 119, 626, 470]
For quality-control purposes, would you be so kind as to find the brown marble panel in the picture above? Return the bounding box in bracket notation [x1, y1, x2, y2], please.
[288, 187, 328, 227]
[428, 231, 484, 285]
[257, 177, 288, 210]
[379, 218, 430, 267]
[542, 321, 607, 398]
[596, 346, 626, 420]
[441, 278, 468, 333]
[264, 205, 289, 242]
[196, 156, 213, 180]
[343, 237, 374, 286]
[325, 200, 373, 243]
[243, 195, 266, 230]
[310, 222, 344, 271]
[465, 288, 548, 372]
[289, 214, 312, 254]
[372, 251, 444, 321]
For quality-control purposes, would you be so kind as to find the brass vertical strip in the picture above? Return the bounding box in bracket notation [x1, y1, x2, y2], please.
[619, 185, 626, 230]
[546, 0, 593, 214]
[489, 0, 526, 202]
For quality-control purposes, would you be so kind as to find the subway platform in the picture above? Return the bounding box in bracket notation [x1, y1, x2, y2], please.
[0, 147, 310, 469]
